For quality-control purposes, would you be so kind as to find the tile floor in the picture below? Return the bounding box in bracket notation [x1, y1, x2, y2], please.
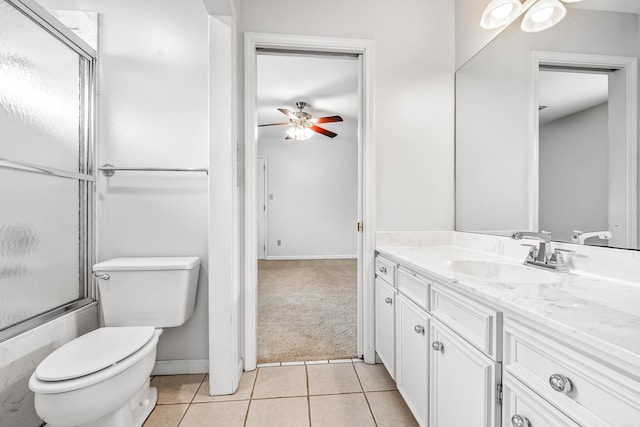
[143, 360, 418, 427]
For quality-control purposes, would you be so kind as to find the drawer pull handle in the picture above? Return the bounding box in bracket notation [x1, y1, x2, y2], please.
[379, 266, 387, 274]
[511, 415, 530, 427]
[414, 325, 425, 335]
[384, 297, 393, 304]
[549, 374, 572, 393]
[432, 341, 444, 352]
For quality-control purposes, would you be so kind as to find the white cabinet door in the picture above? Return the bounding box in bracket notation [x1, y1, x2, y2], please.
[396, 293, 430, 427]
[375, 278, 396, 378]
[429, 318, 500, 427]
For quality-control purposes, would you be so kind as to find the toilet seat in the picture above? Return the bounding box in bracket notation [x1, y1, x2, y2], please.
[29, 327, 159, 394]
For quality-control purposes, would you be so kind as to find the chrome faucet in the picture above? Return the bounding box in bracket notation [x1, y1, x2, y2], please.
[511, 231, 551, 263]
[511, 231, 570, 272]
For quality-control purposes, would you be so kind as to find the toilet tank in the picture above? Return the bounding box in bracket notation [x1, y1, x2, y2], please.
[93, 257, 200, 328]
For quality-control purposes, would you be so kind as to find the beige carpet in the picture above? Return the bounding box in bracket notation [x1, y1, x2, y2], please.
[258, 259, 358, 364]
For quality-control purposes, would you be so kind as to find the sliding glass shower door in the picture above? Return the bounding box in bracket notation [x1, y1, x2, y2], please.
[0, 0, 96, 339]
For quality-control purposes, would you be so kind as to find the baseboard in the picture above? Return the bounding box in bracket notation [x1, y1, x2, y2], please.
[264, 255, 357, 260]
[152, 358, 209, 375]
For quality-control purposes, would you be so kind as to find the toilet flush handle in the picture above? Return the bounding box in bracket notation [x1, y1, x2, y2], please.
[92, 273, 110, 280]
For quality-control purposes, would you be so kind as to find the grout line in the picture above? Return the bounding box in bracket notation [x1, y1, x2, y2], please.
[352, 362, 379, 427]
[305, 362, 312, 427]
[244, 369, 258, 427]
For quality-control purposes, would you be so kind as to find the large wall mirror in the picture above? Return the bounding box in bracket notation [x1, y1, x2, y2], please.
[455, 3, 640, 250]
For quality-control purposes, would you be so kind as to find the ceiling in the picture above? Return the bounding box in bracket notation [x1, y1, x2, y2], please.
[538, 70, 608, 124]
[256, 52, 359, 141]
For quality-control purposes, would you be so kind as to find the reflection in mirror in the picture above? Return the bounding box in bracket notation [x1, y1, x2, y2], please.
[455, 5, 640, 250]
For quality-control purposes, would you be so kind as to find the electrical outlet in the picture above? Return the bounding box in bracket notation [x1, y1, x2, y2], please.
[277, 240, 282, 246]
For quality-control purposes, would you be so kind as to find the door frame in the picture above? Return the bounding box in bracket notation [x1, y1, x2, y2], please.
[244, 32, 376, 370]
[257, 156, 268, 260]
[530, 51, 638, 247]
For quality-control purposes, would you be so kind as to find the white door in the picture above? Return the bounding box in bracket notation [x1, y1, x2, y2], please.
[257, 157, 267, 260]
[429, 318, 500, 427]
[375, 278, 395, 379]
[396, 294, 429, 427]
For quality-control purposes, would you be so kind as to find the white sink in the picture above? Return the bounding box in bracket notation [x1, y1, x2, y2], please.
[449, 260, 560, 284]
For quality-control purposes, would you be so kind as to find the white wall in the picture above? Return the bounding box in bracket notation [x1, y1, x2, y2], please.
[455, 9, 638, 234]
[455, 0, 505, 69]
[0, 305, 99, 426]
[539, 103, 609, 242]
[39, 0, 211, 370]
[258, 137, 358, 259]
[239, 0, 456, 232]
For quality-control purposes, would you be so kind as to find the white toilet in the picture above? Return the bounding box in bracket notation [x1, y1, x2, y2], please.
[29, 256, 200, 427]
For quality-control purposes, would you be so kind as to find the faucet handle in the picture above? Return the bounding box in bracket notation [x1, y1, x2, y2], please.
[553, 248, 574, 253]
[521, 244, 538, 260]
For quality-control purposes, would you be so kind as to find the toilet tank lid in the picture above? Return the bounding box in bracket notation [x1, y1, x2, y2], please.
[93, 256, 200, 271]
[35, 326, 155, 382]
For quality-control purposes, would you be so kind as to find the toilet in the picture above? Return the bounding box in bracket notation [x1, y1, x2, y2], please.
[29, 256, 200, 427]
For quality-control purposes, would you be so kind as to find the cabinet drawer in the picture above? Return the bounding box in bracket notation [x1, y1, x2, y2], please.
[397, 267, 430, 310]
[504, 319, 640, 426]
[430, 281, 502, 360]
[503, 372, 580, 427]
[375, 255, 396, 286]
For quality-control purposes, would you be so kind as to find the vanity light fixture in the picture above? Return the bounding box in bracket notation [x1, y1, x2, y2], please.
[521, 0, 567, 32]
[481, 0, 581, 33]
[480, 0, 524, 29]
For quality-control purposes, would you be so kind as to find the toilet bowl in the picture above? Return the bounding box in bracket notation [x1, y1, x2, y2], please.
[29, 257, 200, 427]
[30, 327, 161, 427]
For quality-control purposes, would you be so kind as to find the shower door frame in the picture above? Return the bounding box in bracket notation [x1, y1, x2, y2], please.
[0, 0, 97, 342]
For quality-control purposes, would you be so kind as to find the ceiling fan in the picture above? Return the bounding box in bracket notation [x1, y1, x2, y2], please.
[258, 101, 343, 141]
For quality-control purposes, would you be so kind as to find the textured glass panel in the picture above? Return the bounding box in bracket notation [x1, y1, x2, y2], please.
[0, 168, 80, 330]
[0, 1, 81, 172]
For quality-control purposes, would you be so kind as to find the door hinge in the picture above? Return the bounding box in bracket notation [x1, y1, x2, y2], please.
[357, 221, 363, 233]
[496, 383, 503, 405]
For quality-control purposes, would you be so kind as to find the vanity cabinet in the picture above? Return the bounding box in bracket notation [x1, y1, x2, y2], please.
[504, 318, 640, 426]
[429, 318, 501, 427]
[396, 293, 430, 427]
[375, 278, 396, 378]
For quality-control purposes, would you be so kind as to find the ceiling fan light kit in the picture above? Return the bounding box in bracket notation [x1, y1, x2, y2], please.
[481, 0, 580, 33]
[258, 101, 343, 141]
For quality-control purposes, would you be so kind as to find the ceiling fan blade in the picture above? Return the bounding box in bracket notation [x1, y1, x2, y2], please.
[310, 125, 337, 138]
[278, 108, 298, 121]
[313, 115, 343, 124]
[258, 122, 289, 127]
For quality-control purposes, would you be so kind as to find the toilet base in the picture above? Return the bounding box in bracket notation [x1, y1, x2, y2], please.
[59, 380, 157, 427]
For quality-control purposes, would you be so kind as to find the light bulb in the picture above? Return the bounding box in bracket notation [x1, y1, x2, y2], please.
[491, 3, 513, 20]
[531, 6, 554, 23]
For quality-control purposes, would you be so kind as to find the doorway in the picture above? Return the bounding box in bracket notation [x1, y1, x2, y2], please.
[244, 33, 376, 371]
[531, 52, 637, 249]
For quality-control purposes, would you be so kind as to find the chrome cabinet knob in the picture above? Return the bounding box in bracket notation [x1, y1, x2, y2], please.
[384, 297, 393, 304]
[511, 414, 530, 427]
[414, 325, 425, 335]
[432, 341, 444, 352]
[549, 374, 572, 393]
[378, 266, 387, 274]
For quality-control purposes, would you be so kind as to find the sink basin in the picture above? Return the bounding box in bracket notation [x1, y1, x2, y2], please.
[449, 260, 559, 284]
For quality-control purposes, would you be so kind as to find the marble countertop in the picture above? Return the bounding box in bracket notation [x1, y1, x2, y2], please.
[376, 245, 640, 372]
